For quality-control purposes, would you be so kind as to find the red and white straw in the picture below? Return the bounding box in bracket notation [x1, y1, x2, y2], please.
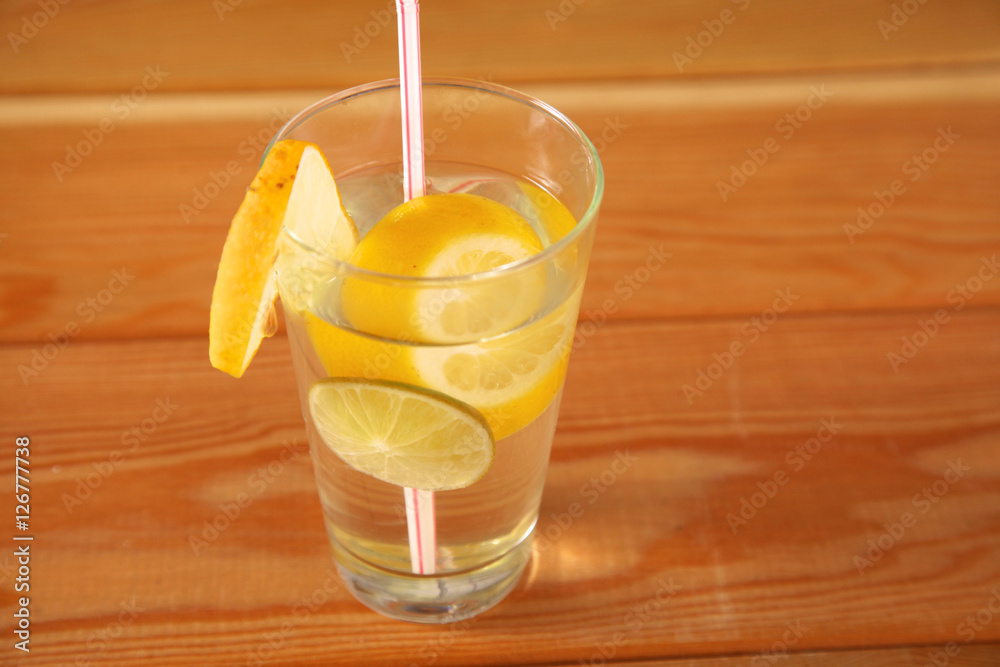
[396, 0, 435, 575]
[397, 0, 425, 201]
[404, 487, 435, 574]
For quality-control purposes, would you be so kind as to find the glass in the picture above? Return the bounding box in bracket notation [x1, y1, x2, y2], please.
[269, 78, 603, 623]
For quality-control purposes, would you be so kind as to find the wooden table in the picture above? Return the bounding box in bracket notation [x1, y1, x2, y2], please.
[3, 1, 1000, 665]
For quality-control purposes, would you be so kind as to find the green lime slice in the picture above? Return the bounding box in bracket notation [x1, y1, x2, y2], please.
[308, 378, 495, 491]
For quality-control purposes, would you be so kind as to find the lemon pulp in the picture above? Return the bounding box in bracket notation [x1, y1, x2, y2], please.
[310, 190, 579, 440]
[340, 193, 546, 344]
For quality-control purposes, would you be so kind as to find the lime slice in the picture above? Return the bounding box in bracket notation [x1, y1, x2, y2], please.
[308, 378, 495, 491]
[209, 140, 358, 378]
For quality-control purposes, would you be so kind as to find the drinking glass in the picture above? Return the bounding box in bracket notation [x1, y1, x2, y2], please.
[270, 78, 603, 623]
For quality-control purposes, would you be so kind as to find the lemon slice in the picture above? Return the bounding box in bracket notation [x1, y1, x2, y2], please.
[308, 378, 495, 491]
[304, 310, 420, 385]
[340, 193, 545, 343]
[209, 140, 358, 377]
[412, 295, 579, 439]
[517, 181, 578, 245]
[312, 190, 581, 438]
[305, 301, 576, 440]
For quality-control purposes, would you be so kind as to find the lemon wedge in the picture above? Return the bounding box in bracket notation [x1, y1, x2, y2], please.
[209, 140, 357, 377]
[309, 378, 495, 491]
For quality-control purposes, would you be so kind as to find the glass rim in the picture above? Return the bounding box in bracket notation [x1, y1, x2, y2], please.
[266, 76, 604, 285]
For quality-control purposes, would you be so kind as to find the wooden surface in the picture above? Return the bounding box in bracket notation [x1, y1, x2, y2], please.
[2, 1, 1000, 665]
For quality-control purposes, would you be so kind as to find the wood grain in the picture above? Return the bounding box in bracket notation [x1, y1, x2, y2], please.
[2, 69, 999, 344]
[3, 1, 1000, 663]
[591, 645, 1000, 666]
[2, 306, 999, 665]
[1, 0, 999, 93]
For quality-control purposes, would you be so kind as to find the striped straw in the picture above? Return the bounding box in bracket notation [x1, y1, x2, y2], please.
[396, 0, 435, 576]
[397, 0, 425, 201]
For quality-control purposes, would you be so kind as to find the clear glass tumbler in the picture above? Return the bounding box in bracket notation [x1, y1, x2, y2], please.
[270, 78, 603, 623]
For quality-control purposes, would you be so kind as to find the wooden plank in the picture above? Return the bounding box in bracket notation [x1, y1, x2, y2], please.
[2, 307, 998, 665]
[1, 0, 999, 93]
[585, 644, 1000, 666]
[2, 70, 999, 344]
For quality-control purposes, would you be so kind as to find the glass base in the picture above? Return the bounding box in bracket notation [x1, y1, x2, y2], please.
[332, 536, 532, 623]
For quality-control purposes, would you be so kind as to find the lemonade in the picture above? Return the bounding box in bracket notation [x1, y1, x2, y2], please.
[277, 167, 585, 578]
[209, 79, 602, 622]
